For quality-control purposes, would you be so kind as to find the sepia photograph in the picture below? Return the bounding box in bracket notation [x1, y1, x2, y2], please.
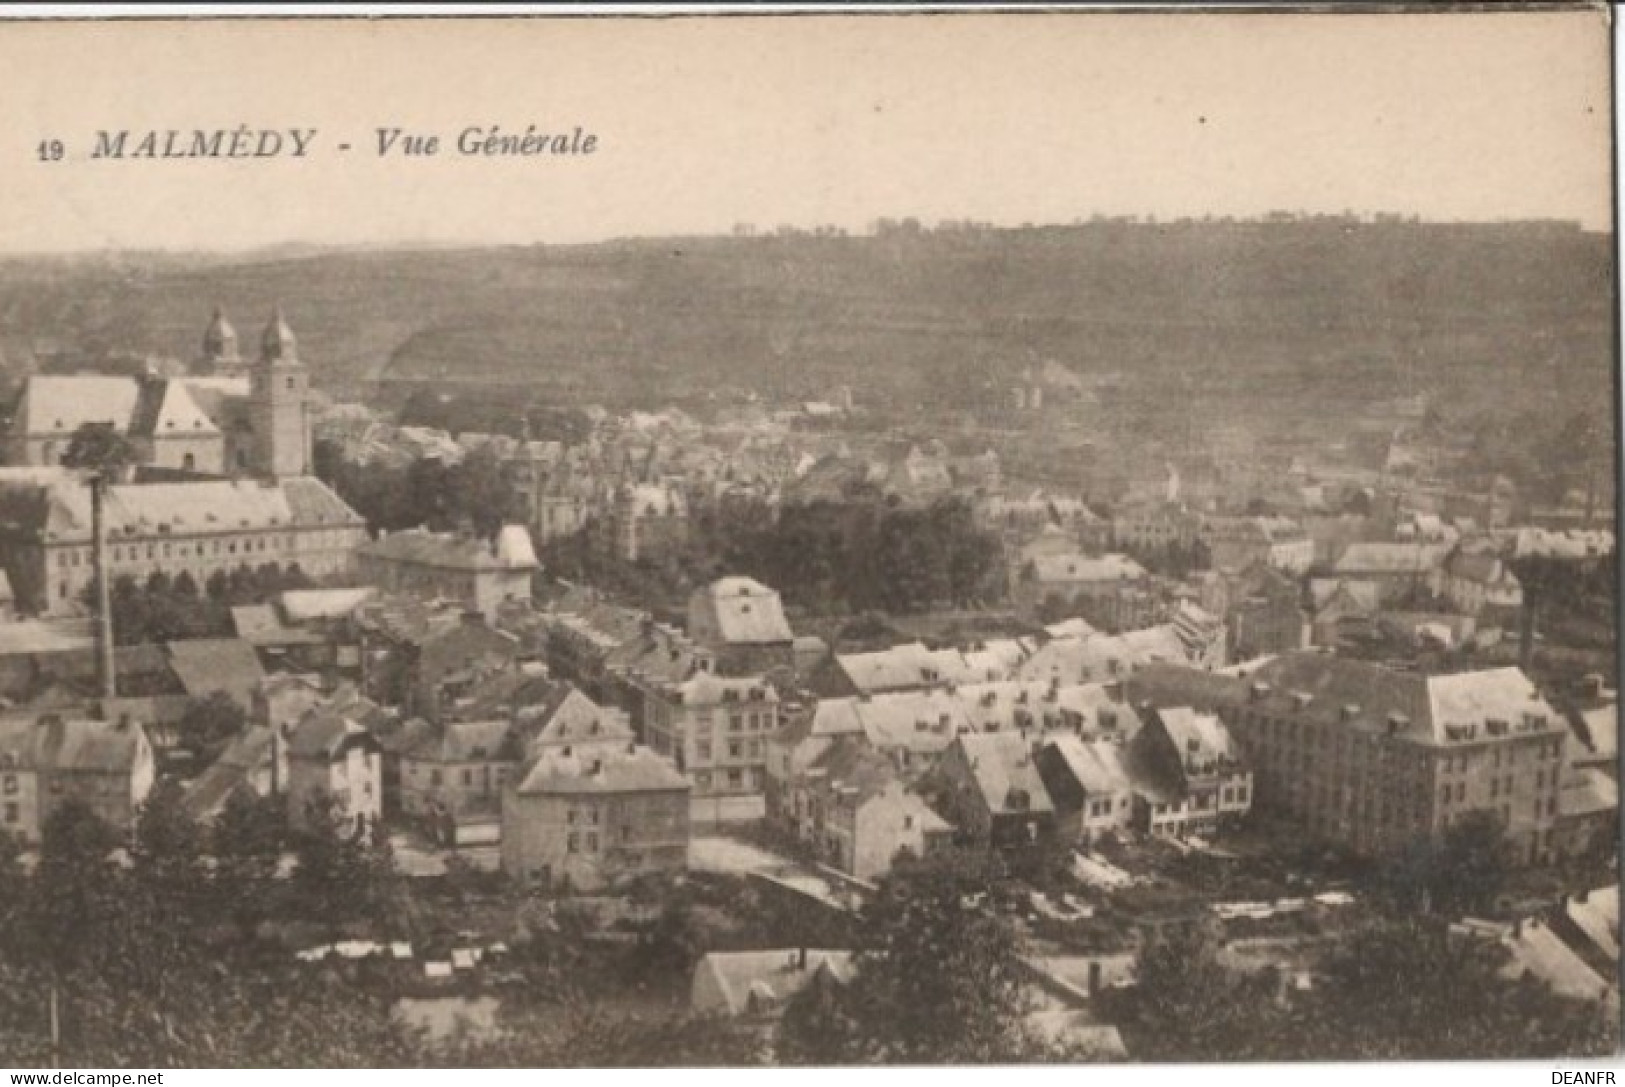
[0, 4, 1618, 1071]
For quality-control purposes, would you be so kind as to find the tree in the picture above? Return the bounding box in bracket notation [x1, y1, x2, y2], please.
[287, 797, 400, 925]
[132, 778, 205, 893]
[1103, 921, 1285, 1061]
[450, 447, 519, 540]
[211, 790, 287, 935]
[1301, 918, 1618, 1059]
[777, 850, 1045, 1064]
[177, 691, 248, 762]
[60, 421, 135, 476]
[1381, 809, 1510, 917]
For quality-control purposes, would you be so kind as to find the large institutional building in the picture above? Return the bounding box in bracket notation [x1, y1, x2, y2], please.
[0, 310, 366, 616]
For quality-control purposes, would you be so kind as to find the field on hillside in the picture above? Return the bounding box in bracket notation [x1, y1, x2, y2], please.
[0, 219, 1612, 443]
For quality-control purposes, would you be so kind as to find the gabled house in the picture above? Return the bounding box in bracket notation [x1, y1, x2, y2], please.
[0, 713, 156, 841]
[686, 576, 795, 677]
[500, 743, 690, 891]
[1035, 734, 1136, 847]
[285, 693, 385, 836]
[935, 731, 1057, 853]
[786, 734, 952, 881]
[1127, 706, 1251, 839]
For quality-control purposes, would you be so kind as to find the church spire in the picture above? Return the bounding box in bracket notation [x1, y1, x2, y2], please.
[261, 306, 298, 363]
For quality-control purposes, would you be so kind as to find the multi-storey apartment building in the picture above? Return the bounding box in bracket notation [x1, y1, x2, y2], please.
[643, 672, 780, 796]
[1230, 653, 1570, 864]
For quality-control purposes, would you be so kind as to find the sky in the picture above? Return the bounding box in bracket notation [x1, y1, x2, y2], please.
[0, 10, 1613, 253]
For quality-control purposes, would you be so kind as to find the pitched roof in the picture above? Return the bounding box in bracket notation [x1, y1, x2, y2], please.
[130, 379, 219, 440]
[1044, 734, 1134, 797]
[165, 638, 266, 705]
[183, 725, 274, 819]
[1575, 704, 1618, 761]
[512, 743, 689, 796]
[286, 693, 382, 760]
[19, 475, 363, 545]
[1500, 917, 1615, 1005]
[1030, 553, 1147, 584]
[1333, 542, 1447, 576]
[1563, 886, 1620, 964]
[403, 718, 518, 763]
[1154, 707, 1244, 767]
[359, 527, 538, 572]
[1558, 768, 1618, 820]
[13, 375, 142, 436]
[953, 731, 1054, 816]
[692, 577, 793, 644]
[1244, 653, 1563, 748]
[691, 949, 855, 1018]
[25, 714, 148, 774]
[280, 587, 377, 621]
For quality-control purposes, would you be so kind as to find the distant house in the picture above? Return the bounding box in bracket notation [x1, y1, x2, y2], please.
[0, 713, 156, 842]
[1035, 735, 1136, 847]
[686, 577, 795, 677]
[1015, 553, 1148, 616]
[501, 743, 690, 891]
[808, 642, 982, 699]
[936, 731, 1057, 853]
[355, 525, 538, 621]
[643, 672, 781, 796]
[1127, 707, 1252, 839]
[182, 724, 281, 822]
[1225, 563, 1308, 663]
[1308, 579, 1380, 647]
[782, 734, 952, 881]
[165, 637, 267, 710]
[1432, 549, 1522, 618]
[605, 482, 689, 563]
[691, 948, 855, 1021]
[1330, 542, 1447, 604]
[398, 678, 635, 846]
[355, 604, 520, 721]
[285, 692, 385, 836]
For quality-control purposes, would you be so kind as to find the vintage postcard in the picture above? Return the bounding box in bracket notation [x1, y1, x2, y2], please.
[0, 5, 1617, 1071]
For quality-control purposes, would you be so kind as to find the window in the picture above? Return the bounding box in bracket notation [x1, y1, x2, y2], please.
[1, 776, 14, 796]
[430, 770, 443, 787]
[462, 769, 473, 787]
[586, 833, 598, 852]
[730, 715, 743, 732]
[567, 833, 579, 854]
[2, 803, 14, 824]
[728, 742, 742, 759]
[588, 807, 599, 826]
[728, 769, 743, 788]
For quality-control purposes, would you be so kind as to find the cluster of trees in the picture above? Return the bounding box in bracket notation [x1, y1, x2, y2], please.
[85, 565, 316, 646]
[547, 495, 1007, 618]
[394, 391, 593, 447]
[0, 788, 407, 1065]
[776, 850, 1110, 1064]
[314, 442, 521, 539]
[1104, 915, 1616, 1061]
[1112, 537, 1211, 580]
[0, 792, 763, 1067]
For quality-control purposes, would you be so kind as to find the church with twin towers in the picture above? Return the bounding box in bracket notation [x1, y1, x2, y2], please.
[0, 308, 366, 617]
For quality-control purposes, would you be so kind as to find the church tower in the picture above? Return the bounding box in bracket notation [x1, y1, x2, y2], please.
[249, 308, 310, 478]
[199, 306, 245, 376]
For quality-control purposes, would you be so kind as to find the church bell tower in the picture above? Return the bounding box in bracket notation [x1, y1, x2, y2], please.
[249, 307, 310, 478]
